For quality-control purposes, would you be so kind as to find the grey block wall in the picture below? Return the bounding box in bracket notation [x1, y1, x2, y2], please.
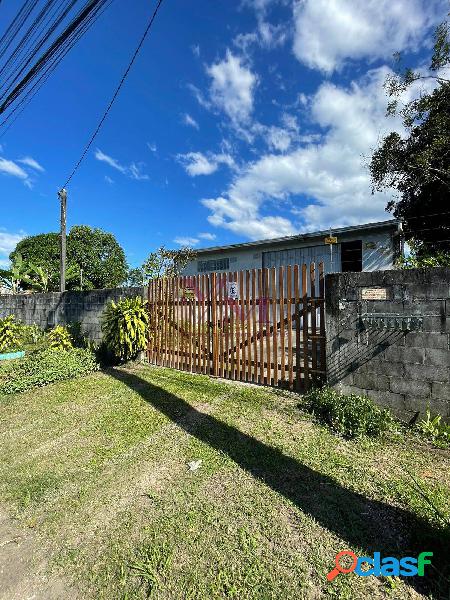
[0, 287, 146, 342]
[325, 268, 450, 422]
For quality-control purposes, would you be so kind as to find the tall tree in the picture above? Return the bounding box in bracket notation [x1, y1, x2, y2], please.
[10, 226, 128, 291]
[369, 18, 450, 263]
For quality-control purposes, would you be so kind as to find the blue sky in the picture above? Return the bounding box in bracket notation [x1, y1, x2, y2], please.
[0, 0, 447, 268]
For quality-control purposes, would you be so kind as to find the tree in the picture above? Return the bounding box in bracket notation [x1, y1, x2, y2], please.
[10, 226, 128, 291]
[67, 225, 128, 289]
[369, 18, 450, 263]
[0, 253, 30, 293]
[141, 246, 196, 280]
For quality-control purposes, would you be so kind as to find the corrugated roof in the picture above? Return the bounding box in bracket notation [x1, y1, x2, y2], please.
[193, 219, 400, 255]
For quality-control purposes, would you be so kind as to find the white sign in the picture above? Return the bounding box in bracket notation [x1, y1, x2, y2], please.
[227, 281, 239, 300]
[361, 288, 388, 300]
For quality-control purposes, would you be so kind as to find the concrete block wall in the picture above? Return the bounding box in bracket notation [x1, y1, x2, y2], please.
[325, 268, 450, 422]
[0, 287, 146, 343]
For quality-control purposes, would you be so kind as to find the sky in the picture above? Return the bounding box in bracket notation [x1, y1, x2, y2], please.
[0, 0, 448, 268]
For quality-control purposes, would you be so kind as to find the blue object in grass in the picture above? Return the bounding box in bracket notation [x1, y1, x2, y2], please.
[0, 351, 25, 361]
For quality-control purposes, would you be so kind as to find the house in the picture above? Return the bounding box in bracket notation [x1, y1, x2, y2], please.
[182, 220, 402, 275]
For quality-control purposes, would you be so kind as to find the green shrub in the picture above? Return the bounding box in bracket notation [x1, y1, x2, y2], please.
[303, 386, 393, 439]
[418, 410, 450, 448]
[0, 315, 21, 353]
[0, 348, 98, 395]
[46, 325, 73, 351]
[102, 296, 148, 361]
[17, 323, 45, 347]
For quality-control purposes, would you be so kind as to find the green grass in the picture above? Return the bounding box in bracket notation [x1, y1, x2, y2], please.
[0, 364, 449, 599]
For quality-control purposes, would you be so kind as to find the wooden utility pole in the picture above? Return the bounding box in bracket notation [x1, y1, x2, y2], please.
[58, 188, 67, 292]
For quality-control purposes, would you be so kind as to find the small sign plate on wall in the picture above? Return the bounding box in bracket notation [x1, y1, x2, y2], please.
[361, 287, 388, 300]
[324, 236, 338, 244]
[227, 282, 239, 300]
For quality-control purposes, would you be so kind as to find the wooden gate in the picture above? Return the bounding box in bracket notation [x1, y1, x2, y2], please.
[147, 263, 326, 391]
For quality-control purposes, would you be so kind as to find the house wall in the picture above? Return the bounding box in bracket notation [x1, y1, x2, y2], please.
[183, 228, 397, 276]
[325, 268, 450, 422]
[0, 287, 145, 342]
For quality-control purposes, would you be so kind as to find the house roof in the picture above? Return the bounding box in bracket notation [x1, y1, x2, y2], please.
[193, 219, 400, 256]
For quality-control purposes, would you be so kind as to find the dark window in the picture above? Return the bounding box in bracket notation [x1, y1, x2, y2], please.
[198, 258, 230, 273]
[341, 240, 362, 272]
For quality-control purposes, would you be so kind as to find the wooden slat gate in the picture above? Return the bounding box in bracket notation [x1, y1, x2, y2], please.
[147, 263, 326, 391]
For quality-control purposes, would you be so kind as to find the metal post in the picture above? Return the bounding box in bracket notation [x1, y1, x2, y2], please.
[58, 188, 67, 292]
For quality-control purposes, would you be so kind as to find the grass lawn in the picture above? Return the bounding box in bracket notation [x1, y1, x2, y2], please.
[0, 364, 449, 599]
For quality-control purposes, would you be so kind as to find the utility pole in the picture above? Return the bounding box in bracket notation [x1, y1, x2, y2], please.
[58, 188, 67, 292]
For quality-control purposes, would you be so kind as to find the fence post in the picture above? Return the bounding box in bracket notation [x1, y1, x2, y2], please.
[211, 272, 218, 377]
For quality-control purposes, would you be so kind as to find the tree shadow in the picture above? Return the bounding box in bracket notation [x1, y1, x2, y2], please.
[107, 367, 449, 598]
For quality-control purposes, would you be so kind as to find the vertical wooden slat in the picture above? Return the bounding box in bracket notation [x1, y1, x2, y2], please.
[223, 273, 230, 378]
[166, 277, 171, 368]
[279, 267, 285, 385]
[265, 269, 271, 385]
[211, 272, 218, 376]
[147, 281, 153, 364]
[218, 273, 224, 378]
[319, 262, 325, 379]
[302, 264, 309, 391]
[236, 271, 242, 382]
[200, 275, 205, 374]
[245, 270, 251, 382]
[258, 269, 264, 384]
[174, 277, 181, 369]
[286, 266, 293, 389]
[271, 267, 278, 386]
[294, 265, 301, 391]
[194, 275, 199, 373]
[310, 263, 317, 384]
[171, 276, 176, 369]
[251, 269, 257, 383]
[228, 271, 235, 380]
[161, 278, 166, 367]
[188, 276, 194, 372]
[165, 277, 170, 368]
[206, 274, 211, 375]
[181, 277, 187, 371]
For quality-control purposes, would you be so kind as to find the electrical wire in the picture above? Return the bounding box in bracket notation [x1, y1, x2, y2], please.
[0, 0, 114, 136]
[0, 0, 111, 116]
[62, 0, 165, 188]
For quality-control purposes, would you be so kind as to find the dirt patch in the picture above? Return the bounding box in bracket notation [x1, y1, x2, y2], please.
[0, 506, 78, 600]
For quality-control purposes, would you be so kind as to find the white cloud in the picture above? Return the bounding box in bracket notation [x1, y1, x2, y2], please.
[198, 232, 216, 241]
[95, 149, 149, 181]
[177, 151, 235, 177]
[147, 142, 157, 152]
[201, 66, 416, 239]
[104, 175, 114, 184]
[95, 149, 127, 173]
[192, 44, 200, 57]
[0, 158, 28, 180]
[18, 156, 45, 172]
[0, 156, 36, 188]
[293, 0, 445, 73]
[0, 230, 25, 266]
[183, 113, 199, 129]
[174, 236, 199, 246]
[206, 50, 257, 125]
[129, 163, 149, 181]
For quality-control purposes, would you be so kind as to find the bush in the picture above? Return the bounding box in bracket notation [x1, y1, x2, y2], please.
[0, 348, 98, 395]
[418, 410, 450, 448]
[102, 296, 148, 362]
[0, 315, 21, 353]
[303, 387, 393, 439]
[46, 325, 73, 351]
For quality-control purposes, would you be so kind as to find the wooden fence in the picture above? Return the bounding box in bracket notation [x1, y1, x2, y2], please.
[147, 263, 326, 391]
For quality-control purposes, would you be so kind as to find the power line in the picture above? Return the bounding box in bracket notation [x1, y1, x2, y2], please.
[0, 0, 112, 116]
[0, 0, 114, 135]
[62, 0, 165, 188]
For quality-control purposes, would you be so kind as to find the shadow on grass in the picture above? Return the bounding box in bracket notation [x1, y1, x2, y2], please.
[107, 367, 449, 598]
